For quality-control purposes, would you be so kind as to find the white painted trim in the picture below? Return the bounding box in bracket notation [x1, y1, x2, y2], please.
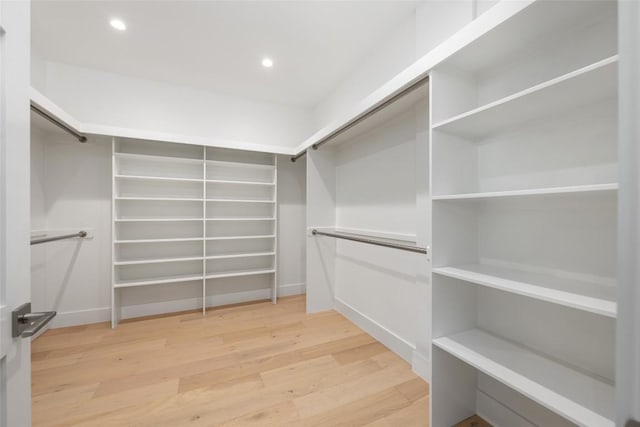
[278, 282, 306, 297]
[50, 306, 110, 328]
[411, 350, 430, 382]
[476, 389, 536, 427]
[85, 122, 296, 156]
[334, 297, 415, 363]
[43, 282, 306, 328]
[0, 304, 9, 359]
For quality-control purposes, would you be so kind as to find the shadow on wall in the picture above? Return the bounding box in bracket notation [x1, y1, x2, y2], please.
[335, 251, 417, 284]
[50, 240, 83, 311]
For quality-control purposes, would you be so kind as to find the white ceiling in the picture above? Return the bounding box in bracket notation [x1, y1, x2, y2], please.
[32, 1, 418, 108]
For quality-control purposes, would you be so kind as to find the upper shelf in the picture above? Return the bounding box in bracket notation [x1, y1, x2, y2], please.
[432, 183, 619, 201]
[115, 174, 203, 184]
[433, 264, 616, 317]
[206, 159, 274, 169]
[432, 56, 618, 139]
[115, 152, 203, 164]
[206, 179, 274, 186]
[30, 88, 294, 155]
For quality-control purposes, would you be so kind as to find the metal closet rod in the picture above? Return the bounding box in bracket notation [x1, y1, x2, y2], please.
[31, 231, 87, 246]
[312, 229, 427, 254]
[291, 75, 429, 162]
[30, 104, 88, 143]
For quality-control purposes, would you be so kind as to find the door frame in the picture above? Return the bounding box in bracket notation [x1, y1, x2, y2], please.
[617, 0, 640, 425]
[0, 1, 32, 426]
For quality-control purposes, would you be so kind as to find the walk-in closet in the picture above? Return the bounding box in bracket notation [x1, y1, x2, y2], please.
[1, 0, 639, 426]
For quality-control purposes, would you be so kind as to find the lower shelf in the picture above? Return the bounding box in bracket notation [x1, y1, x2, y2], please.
[113, 274, 203, 288]
[205, 268, 275, 279]
[433, 329, 614, 427]
[433, 264, 616, 318]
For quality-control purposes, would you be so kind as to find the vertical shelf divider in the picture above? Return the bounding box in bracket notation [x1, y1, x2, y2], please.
[111, 137, 118, 328]
[273, 156, 279, 304]
[202, 145, 207, 316]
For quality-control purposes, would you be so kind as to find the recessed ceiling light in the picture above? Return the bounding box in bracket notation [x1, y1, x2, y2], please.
[261, 57, 274, 68]
[110, 18, 127, 31]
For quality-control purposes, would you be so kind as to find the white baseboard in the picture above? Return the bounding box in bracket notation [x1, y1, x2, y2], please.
[46, 283, 306, 329]
[278, 282, 306, 297]
[411, 350, 430, 382]
[51, 306, 110, 328]
[334, 297, 415, 363]
[122, 297, 203, 319]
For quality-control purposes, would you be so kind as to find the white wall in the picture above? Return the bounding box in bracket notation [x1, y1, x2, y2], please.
[333, 108, 425, 364]
[37, 60, 314, 152]
[30, 130, 113, 328]
[30, 131, 307, 328]
[305, 104, 430, 373]
[277, 155, 307, 295]
[312, 12, 417, 129]
[415, 1, 474, 57]
[306, 148, 337, 313]
[31, 48, 47, 94]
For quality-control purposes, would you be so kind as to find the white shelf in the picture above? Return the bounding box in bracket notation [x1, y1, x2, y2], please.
[114, 218, 203, 222]
[205, 235, 276, 241]
[433, 329, 614, 427]
[115, 152, 203, 164]
[206, 159, 274, 169]
[111, 140, 278, 327]
[205, 268, 275, 280]
[116, 197, 204, 202]
[115, 174, 203, 183]
[205, 217, 275, 221]
[114, 274, 204, 288]
[206, 179, 274, 186]
[114, 256, 203, 266]
[205, 198, 275, 203]
[432, 56, 618, 138]
[432, 183, 619, 201]
[433, 265, 616, 317]
[115, 238, 204, 244]
[205, 252, 275, 260]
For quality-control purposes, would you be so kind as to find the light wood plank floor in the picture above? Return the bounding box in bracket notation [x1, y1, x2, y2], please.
[32, 296, 429, 426]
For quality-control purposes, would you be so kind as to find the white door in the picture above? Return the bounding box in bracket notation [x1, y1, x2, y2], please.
[617, 1, 640, 426]
[0, 0, 32, 426]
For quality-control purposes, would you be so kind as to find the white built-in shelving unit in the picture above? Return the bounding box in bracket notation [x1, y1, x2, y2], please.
[111, 138, 278, 327]
[430, 1, 618, 426]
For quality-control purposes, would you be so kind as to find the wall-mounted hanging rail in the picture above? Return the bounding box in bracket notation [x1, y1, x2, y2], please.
[312, 229, 427, 254]
[30, 103, 88, 143]
[31, 231, 87, 246]
[291, 75, 429, 162]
